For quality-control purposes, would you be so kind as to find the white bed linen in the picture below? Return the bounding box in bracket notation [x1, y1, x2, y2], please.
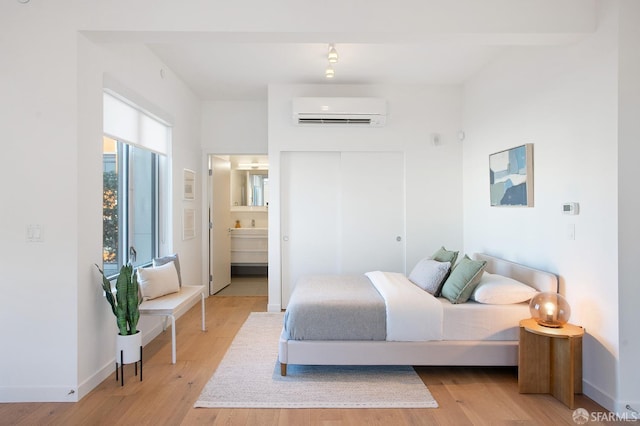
[365, 271, 443, 341]
[440, 298, 530, 341]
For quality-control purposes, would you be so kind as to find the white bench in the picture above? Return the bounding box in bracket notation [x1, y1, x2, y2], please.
[139, 285, 206, 364]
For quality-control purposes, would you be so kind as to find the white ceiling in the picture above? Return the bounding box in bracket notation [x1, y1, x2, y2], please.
[147, 41, 507, 101]
[81, 1, 595, 102]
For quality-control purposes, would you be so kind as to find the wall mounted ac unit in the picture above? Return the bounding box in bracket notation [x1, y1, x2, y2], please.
[292, 97, 387, 126]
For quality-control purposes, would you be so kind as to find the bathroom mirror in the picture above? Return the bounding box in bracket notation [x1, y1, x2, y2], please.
[230, 155, 269, 208]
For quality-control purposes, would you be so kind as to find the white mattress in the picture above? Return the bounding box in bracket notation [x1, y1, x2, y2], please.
[439, 298, 529, 341]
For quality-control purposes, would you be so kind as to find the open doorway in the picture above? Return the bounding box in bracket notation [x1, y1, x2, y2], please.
[208, 154, 268, 296]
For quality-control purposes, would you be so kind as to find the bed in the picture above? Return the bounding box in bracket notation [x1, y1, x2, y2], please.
[278, 253, 557, 376]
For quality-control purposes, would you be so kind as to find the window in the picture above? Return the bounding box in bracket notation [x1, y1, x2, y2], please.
[102, 91, 170, 277]
[102, 137, 159, 276]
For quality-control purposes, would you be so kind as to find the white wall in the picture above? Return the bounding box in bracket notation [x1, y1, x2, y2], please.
[617, 0, 640, 415]
[76, 40, 203, 400]
[462, 2, 622, 411]
[0, 7, 80, 403]
[267, 84, 463, 311]
[200, 101, 268, 286]
[201, 101, 267, 154]
[0, 3, 202, 400]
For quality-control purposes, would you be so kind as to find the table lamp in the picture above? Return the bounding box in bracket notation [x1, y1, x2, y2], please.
[529, 292, 571, 328]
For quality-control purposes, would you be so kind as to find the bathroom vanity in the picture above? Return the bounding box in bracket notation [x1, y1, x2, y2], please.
[230, 227, 268, 275]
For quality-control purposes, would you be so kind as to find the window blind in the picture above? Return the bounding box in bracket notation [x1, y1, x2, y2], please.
[103, 92, 170, 156]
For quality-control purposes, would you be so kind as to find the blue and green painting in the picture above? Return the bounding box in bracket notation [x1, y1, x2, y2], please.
[489, 145, 531, 206]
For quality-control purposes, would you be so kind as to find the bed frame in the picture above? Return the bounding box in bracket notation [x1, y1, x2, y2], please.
[278, 253, 557, 376]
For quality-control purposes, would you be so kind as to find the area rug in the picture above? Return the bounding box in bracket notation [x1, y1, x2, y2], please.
[194, 312, 438, 408]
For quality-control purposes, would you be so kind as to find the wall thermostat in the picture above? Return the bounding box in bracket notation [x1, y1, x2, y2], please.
[562, 202, 579, 215]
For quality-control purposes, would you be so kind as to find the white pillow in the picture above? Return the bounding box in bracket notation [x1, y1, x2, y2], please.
[153, 254, 182, 287]
[471, 272, 537, 304]
[408, 258, 451, 294]
[137, 261, 180, 300]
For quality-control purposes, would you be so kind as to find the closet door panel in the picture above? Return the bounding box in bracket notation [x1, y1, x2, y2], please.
[341, 151, 405, 274]
[280, 151, 340, 308]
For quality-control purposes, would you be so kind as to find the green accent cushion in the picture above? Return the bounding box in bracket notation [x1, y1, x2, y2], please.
[430, 247, 459, 296]
[441, 255, 487, 304]
[431, 246, 459, 265]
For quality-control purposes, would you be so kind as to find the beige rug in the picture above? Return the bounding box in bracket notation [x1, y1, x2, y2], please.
[195, 312, 438, 408]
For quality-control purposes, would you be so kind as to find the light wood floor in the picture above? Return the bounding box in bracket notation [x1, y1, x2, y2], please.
[0, 296, 613, 425]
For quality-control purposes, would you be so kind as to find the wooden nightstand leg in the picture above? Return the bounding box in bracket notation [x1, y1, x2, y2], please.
[551, 337, 573, 408]
[574, 337, 583, 394]
[550, 336, 582, 409]
[519, 327, 551, 394]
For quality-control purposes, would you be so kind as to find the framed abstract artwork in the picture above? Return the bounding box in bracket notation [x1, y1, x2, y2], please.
[489, 144, 534, 207]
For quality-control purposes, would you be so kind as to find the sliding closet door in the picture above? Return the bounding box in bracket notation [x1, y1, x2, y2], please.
[341, 151, 405, 274]
[280, 152, 340, 308]
[280, 151, 405, 308]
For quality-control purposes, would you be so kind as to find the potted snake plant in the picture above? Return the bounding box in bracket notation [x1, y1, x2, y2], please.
[96, 262, 142, 364]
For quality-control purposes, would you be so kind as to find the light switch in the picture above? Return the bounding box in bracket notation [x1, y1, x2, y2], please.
[26, 224, 44, 242]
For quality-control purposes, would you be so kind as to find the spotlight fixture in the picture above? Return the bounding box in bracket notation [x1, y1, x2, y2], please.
[325, 64, 335, 79]
[327, 44, 339, 63]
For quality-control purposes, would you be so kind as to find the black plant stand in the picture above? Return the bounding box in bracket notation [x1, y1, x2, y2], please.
[115, 346, 143, 386]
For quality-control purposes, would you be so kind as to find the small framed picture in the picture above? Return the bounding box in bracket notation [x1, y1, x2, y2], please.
[183, 207, 195, 240]
[183, 169, 195, 200]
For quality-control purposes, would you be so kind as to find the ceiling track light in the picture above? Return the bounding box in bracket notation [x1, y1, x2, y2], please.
[325, 64, 335, 79]
[328, 44, 339, 63]
[325, 44, 338, 79]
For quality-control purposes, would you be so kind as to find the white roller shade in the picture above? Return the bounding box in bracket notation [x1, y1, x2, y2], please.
[103, 92, 169, 155]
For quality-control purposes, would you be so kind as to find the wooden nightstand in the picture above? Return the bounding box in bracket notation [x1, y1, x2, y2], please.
[518, 318, 584, 409]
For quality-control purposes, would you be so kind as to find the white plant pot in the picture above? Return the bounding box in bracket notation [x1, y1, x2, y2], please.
[116, 331, 142, 364]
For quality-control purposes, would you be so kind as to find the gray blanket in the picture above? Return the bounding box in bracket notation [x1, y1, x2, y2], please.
[283, 275, 386, 340]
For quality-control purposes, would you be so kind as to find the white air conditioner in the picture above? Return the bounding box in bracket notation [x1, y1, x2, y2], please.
[292, 97, 387, 126]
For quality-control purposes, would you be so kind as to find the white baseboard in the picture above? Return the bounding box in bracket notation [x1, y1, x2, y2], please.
[583, 381, 640, 421]
[267, 303, 281, 312]
[0, 360, 124, 402]
[5, 296, 204, 403]
[0, 386, 79, 403]
[614, 400, 640, 421]
[76, 322, 167, 401]
[583, 379, 616, 412]
[28, 299, 200, 403]
[77, 360, 115, 400]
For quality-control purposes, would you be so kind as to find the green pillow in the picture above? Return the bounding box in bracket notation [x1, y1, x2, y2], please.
[430, 247, 459, 297]
[441, 255, 487, 304]
[431, 246, 459, 265]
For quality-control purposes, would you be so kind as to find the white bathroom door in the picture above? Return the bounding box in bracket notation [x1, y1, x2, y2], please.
[209, 155, 231, 294]
[280, 152, 340, 308]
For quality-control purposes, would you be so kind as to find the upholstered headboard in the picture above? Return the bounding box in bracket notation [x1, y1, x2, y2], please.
[473, 253, 558, 293]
